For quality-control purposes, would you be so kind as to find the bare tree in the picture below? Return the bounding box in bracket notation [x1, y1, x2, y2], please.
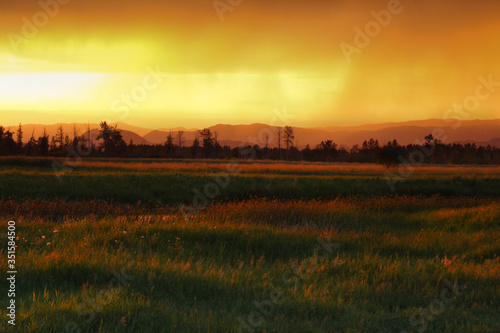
[263, 132, 270, 159]
[213, 130, 220, 157]
[176, 130, 184, 148]
[213, 130, 219, 145]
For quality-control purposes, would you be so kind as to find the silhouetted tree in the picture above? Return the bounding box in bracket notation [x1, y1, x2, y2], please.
[275, 127, 283, 160]
[16, 123, 23, 154]
[191, 134, 200, 158]
[97, 121, 126, 156]
[85, 123, 93, 154]
[379, 139, 403, 168]
[55, 125, 64, 149]
[283, 126, 294, 160]
[37, 128, 49, 156]
[213, 130, 221, 157]
[26, 129, 37, 155]
[64, 134, 71, 148]
[166, 131, 175, 157]
[0, 121, 499, 163]
[199, 128, 214, 158]
[71, 125, 80, 151]
[0, 127, 16, 155]
[49, 136, 57, 151]
[316, 140, 338, 161]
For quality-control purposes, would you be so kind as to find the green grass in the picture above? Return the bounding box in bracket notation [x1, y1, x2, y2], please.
[0, 158, 498, 332]
[1, 158, 499, 205]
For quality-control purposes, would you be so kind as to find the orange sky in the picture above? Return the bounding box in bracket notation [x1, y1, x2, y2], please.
[0, 0, 499, 129]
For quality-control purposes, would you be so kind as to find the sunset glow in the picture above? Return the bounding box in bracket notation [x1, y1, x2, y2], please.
[1, 0, 499, 128]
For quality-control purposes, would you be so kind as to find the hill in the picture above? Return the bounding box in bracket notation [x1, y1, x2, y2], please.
[5, 119, 500, 148]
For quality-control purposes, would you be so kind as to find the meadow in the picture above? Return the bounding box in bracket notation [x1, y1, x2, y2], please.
[0, 158, 499, 332]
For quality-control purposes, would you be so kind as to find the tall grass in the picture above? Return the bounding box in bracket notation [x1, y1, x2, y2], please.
[0, 160, 498, 332]
[0, 196, 498, 332]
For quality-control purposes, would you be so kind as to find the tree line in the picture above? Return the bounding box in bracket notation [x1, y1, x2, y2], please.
[1, 122, 499, 165]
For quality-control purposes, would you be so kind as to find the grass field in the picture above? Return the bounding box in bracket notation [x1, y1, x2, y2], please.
[0, 158, 499, 332]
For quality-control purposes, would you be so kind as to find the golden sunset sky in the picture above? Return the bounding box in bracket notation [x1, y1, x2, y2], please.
[1, 0, 499, 129]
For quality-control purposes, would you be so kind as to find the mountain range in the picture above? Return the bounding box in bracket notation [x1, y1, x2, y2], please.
[5, 119, 500, 148]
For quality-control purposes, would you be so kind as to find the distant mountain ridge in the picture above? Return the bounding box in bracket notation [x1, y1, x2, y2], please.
[5, 119, 500, 148]
[5, 123, 151, 145]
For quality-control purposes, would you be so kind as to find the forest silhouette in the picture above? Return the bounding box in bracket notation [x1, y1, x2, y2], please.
[1, 121, 499, 165]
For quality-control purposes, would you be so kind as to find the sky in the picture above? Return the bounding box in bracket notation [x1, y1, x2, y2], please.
[0, 0, 499, 129]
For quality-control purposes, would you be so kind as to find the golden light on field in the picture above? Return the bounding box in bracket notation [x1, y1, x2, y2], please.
[0, 0, 499, 128]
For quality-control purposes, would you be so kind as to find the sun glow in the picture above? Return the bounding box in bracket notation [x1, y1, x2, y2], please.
[0, 72, 108, 108]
